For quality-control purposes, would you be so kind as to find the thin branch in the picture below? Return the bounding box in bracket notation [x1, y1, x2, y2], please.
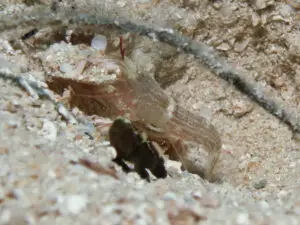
[1, 4, 300, 133]
[68, 10, 300, 134]
[0, 68, 78, 125]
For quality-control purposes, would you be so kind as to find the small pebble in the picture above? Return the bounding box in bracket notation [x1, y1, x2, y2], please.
[253, 179, 267, 189]
[91, 34, 107, 51]
[255, 0, 274, 10]
[236, 213, 250, 225]
[232, 99, 253, 118]
[277, 190, 289, 200]
[41, 119, 57, 141]
[0, 209, 11, 224]
[163, 192, 177, 201]
[59, 63, 74, 73]
[216, 42, 231, 51]
[251, 13, 261, 27]
[258, 200, 270, 210]
[117, 0, 127, 7]
[58, 195, 88, 214]
[234, 39, 250, 52]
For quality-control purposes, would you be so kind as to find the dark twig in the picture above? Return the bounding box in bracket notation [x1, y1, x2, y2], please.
[21, 28, 38, 40]
[0, 68, 78, 124]
[1, 5, 300, 133]
[69, 12, 300, 133]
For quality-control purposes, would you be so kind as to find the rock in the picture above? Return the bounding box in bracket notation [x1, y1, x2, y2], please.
[234, 39, 250, 52]
[0, 209, 11, 224]
[60, 63, 74, 73]
[117, 0, 126, 7]
[251, 13, 261, 27]
[277, 190, 289, 200]
[268, 15, 290, 23]
[25, 117, 42, 132]
[165, 160, 182, 177]
[91, 34, 107, 51]
[253, 179, 267, 189]
[285, 33, 300, 63]
[58, 195, 88, 215]
[278, 4, 294, 17]
[236, 213, 250, 225]
[258, 200, 270, 210]
[163, 192, 177, 201]
[238, 160, 249, 172]
[232, 99, 253, 118]
[254, 0, 274, 10]
[271, 76, 285, 89]
[41, 119, 57, 141]
[216, 42, 231, 51]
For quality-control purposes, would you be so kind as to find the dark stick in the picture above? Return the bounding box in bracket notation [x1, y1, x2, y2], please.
[21, 28, 38, 40]
[1, 5, 300, 133]
[71, 14, 300, 133]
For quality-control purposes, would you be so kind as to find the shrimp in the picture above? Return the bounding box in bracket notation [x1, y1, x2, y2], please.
[45, 48, 221, 180]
